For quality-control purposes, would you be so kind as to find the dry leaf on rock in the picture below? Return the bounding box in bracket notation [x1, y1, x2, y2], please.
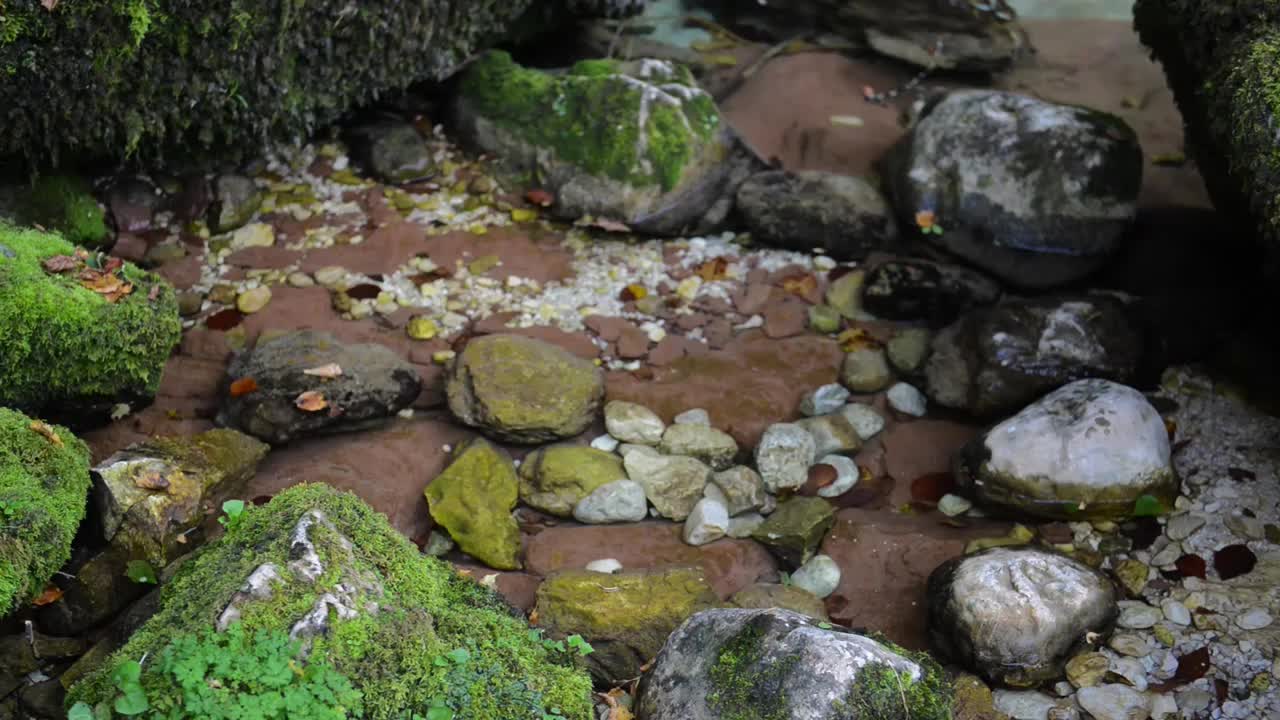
[28, 421, 63, 447]
[294, 390, 328, 412]
[133, 471, 171, 491]
[302, 363, 343, 379]
[780, 273, 818, 298]
[228, 377, 259, 397]
[41, 255, 79, 273]
[694, 256, 730, 283]
[32, 584, 63, 606]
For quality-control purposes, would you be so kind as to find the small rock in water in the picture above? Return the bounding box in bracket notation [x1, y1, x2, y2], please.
[789, 554, 841, 599]
[887, 382, 927, 416]
[235, 286, 272, 314]
[938, 494, 974, 517]
[604, 400, 665, 445]
[1165, 513, 1206, 541]
[862, 258, 1001, 328]
[840, 347, 892, 393]
[755, 423, 817, 493]
[1161, 599, 1191, 626]
[994, 690, 1063, 720]
[659, 424, 738, 471]
[1116, 601, 1162, 629]
[808, 304, 842, 334]
[887, 327, 933, 374]
[573, 479, 649, 524]
[825, 269, 865, 319]
[585, 558, 623, 574]
[727, 512, 765, 539]
[735, 170, 897, 260]
[796, 413, 862, 457]
[622, 452, 710, 521]
[683, 498, 729, 546]
[423, 531, 455, 557]
[750, 497, 835, 567]
[1075, 684, 1149, 720]
[1237, 608, 1273, 630]
[711, 465, 769, 516]
[673, 408, 711, 426]
[816, 455, 860, 499]
[1108, 634, 1153, 658]
[799, 383, 850, 417]
[840, 403, 885, 440]
[590, 434, 620, 453]
[1066, 652, 1110, 688]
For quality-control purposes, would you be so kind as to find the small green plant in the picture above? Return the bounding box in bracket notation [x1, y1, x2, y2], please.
[525, 629, 594, 657]
[218, 499, 247, 531]
[67, 703, 96, 720]
[0, 499, 17, 519]
[111, 660, 149, 716]
[125, 559, 158, 585]
[1132, 494, 1166, 518]
[779, 571, 793, 587]
[818, 621, 834, 630]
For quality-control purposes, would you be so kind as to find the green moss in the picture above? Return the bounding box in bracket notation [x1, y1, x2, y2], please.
[836, 660, 952, 720]
[0, 224, 181, 420]
[425, 438, 522, 570]
[20, 175, 110, 248]
[0, 408, 92, 615]
[706, 622, 798, 720]
[68, 483, 593, 719]
[458, 50, 721, 192]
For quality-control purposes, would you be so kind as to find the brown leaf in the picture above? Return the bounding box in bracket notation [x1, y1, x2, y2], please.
[910, 472, 956, 505]
[780, 273, 818, 298]
[525, 189, 555, 207]
[303, 363, 344, 379]
[205, 308, 245, 331]
[32, 584, 63, 606]
[133, 471, 170, 491]
[836, 327, 881, 352]
[294, 390, 329, 412]
[229, 377, 259, 398]
[1174, 553, 1207, 579]
[28, 421, 63, 447]
[589, 217, 631, 233]
[694, 256, 730, 283]
[41, 255, 80, 273]
[1213, 544, 1257, 580]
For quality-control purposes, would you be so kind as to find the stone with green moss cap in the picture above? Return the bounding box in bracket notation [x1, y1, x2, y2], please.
[426, 438, 523, 570]
[454, 51, 762, 235]
[15, 174, 111, 249]
[0, 408, 91, 616]
[535, 567, 720, 685]
[518, 444, 628, 517]
[750, 497, 835, 568]
[446, 334, 604, 444]
[0, 224, 180, 425]
[636, 607, 953, 720]
[67, 483, 593, 719]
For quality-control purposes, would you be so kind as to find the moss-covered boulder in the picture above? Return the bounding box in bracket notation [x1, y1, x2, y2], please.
[1134, 1, 1280, 277]
[446, 334, 604, 444]
[749, 497, 836, 569]
[518, 444, 628, 517]
[15, 174, 111, 249]
[0, 1, 631, 168]
[67, 483, 593, 719]
[636, 608, 953, 720]
[454, 51, 762, 235]
[0, 408, 91, 616]
[0, 224, 180, 424]
[93, 429, 270, 567]
[426, 438, 522, 570]
[535, 567, 720, 685]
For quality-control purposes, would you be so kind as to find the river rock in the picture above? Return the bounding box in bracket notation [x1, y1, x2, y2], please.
[863, 259, 1001, 328]
[887, 328, 933, 374]
[755, 423, 817, 493]
[684, 497, 730, 546]
[790, 554, 841, 599]
[955, 379, 1177, 520]
[884, 90, 1143, 289]
[816, 455, 860, 499]
[605, 400, 666, 445]
[518, 444, 627, 517]
[825, 269, 865, 320]
[347, 121, 435, 183]
[218, 330, 421, 445]
[734, 170, 897, 260]
[636, 608, 953, 720]
[536, 567, 719, 685]
[660, 424, 739, 470]
[796, 413, 863, 457]
[425, 438, 522, 570]
[924, 295, 1143, 417]
[887, 382, 927, 417]
[624, 451, 710, 521]
[573, 479, 649, 524]
[800, 384, 850, 417]
[207, 173, 262, 234]
[447, 334, 604, 444]
[455, 52, 761, 235]
[1076, 684, 1149, 720]
[674, 408, 712, 426]
[751, 497, 835, 568]
[927, 546, 1119, 686]
[711, 466, 769, 516]
[840, 347, 892, 393]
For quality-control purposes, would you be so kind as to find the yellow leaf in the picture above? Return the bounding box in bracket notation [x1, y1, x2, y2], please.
[28, 421, 63, 447]
[294, 391, 328, 412]
[511, 208, 538, 223]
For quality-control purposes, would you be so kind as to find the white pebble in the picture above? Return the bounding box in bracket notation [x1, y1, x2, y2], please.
[674, 408, 711, 426]
[590, 434, 621, 453]
[816, 455, 860, 498]
[1237, 608, 1273, 630]
[790, 554, 841, 599]
[886, 382, 927, 417]
[585, 558, 623, 574]
[1161, 599, 1191, 626]
[938, 494, 974, 517]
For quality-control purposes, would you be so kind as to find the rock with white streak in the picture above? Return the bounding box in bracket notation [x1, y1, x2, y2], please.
[683, 498, 730, 546]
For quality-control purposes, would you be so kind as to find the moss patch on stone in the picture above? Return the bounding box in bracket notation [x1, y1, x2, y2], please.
[458, 50, 721, 192]
[425, 438, 523, 570]
[705, 620, 800, 720]
[0, 224, 180, 420]
[0, 408, 92, 615]
[517, 444, 627, 517]
[68, 483, 593, 719]
[18, 174, 110, 248]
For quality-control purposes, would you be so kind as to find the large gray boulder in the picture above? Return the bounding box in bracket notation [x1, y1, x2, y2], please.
[884, 90, 1143, 289]
[927, 547, 1119, 687]
[637, 608, 953, 720]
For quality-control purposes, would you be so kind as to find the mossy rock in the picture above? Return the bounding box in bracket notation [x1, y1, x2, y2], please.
[637, 608, 953, 720]
[454, 51, 761, 235]
[517, 444, 627, 517]
[67, 483, 593, 719]
[729, 583, 828, 621]
[425, 438, 523, 570]
[535, 567, 720, 685]
[749, 497, 836, 568]
[0, 407, 91, 616]
[0, 224, 181, 425]
[16, 175, 110, 249]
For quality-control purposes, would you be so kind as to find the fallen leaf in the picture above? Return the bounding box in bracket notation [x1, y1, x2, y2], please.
[1174, 553, 1207, 579]
[525, 189, 554, 207]
[28, 421, 63, 447]
[41, 255, 80, 273]
[619, 284, 648, 302]
[1213, 544, 1257, 580]
[295, 390, 328, 412]
[205, 308, 245, 331]
[228, 377, 259, 397]
[780, 273, 818, 298]
[694, 256, 730, 283]
[836, 327, 881, 352]
[32, 584, 63, 606]
[528, 608, 539, 624]
[829, 115, 864, 128]
[1150, 646, 1211, 692]
[915, 210, 937, 231]
[588, 217, 631, 233]
[302, 363, 343, 379]
[133, 471, 170, 491]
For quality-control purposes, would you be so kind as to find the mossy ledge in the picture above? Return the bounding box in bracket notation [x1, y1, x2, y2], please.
[67, 483, 594, 719]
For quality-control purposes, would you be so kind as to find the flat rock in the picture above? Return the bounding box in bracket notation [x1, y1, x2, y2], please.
[573, 479, 649, 524]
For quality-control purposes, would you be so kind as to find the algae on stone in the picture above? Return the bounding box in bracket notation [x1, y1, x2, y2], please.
[67, 483, 593, 719]
[518, 444, 627, 517]
[17, 174, 110, 249]
[750, 497, 836, 568]
[0, 408, 91, 616]
[0, 224, 181, 424]
[425, 438, 523, 570]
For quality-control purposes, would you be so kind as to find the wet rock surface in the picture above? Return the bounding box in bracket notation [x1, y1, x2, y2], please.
[735, 170, 897, 260]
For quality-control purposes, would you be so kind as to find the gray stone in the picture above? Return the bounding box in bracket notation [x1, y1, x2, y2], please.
[674, 408, 711, 426]
[799, 384, 850, 417]
[711, 465, 769, 516]
[1236, 608, 1273, 630]
[789, 554, 840, 599]
[1165, 513, 1206, 541]
[727, 512, 766, 539]
[796, 414, 862, 458]
[623, 452, 710, 521]
[994, 690, 1062, 720]
[735, 170, 896, 260]
[938, 494, 973, 517]
[927, 546, 1119, 686]
[840, 403, 885, 440]
[755, 423, 817, 493]
[605, 401, 666, 445]
[840, 347, 892, 393]
[585, 558, 623, 574]
[863, 258, 1001, 328]
[659, 424, 738, 470]
[218, 331, 421, 445]
[1116, 602, 1161, 629]
[683, 498, 729, 546]
[1161, 599, 1191, 626]
[574, 479, 649, 524]
[1075, 684, 1149, 720]
[887, 382, 927, 417]
[816, 455, 859, 499]
[884, 90, 1142, 289]
[636, 608, 950, 720]
[1108, 634, 1153, 657]
[348, 122, 434, 183]
[887, 328, 932, 374]
[955, 379, 1176, 520]
[925, 295, 1143, 418]
[207, 173, 262, 234]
